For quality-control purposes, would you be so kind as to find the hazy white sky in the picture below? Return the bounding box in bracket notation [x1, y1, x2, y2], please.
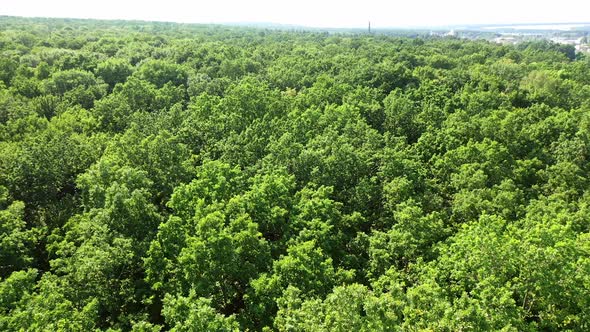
[2, 0, 590, 28]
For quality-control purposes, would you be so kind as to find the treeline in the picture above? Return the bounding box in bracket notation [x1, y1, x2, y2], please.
[1, 16, 590, 331]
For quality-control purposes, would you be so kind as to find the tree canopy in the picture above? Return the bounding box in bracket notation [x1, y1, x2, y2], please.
[1, 16, 590, 331]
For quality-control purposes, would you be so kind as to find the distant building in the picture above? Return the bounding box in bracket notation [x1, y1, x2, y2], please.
[494, 36, 517, 44]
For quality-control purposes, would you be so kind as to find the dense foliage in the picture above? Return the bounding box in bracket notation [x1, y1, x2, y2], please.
[1, 16, 590, 331]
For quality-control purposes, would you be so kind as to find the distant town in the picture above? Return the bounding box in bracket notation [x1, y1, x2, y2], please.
[431, 23, 590, 53]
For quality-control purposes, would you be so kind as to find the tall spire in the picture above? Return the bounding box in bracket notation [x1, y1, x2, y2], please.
[368, 21, 371, 33]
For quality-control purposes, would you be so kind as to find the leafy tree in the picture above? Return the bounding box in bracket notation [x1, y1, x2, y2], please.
[0, 201, 40, 277]
[96, 58, 134, 90]
[162, 292, 240, 332]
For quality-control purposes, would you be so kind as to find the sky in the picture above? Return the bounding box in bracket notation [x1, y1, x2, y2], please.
[2, 0, 590, 28]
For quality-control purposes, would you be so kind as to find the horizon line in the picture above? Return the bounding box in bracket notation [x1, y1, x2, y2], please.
[2, 14, 590, 31]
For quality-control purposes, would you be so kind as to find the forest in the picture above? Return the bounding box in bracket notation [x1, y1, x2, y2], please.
[1, 16, 590, 331]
